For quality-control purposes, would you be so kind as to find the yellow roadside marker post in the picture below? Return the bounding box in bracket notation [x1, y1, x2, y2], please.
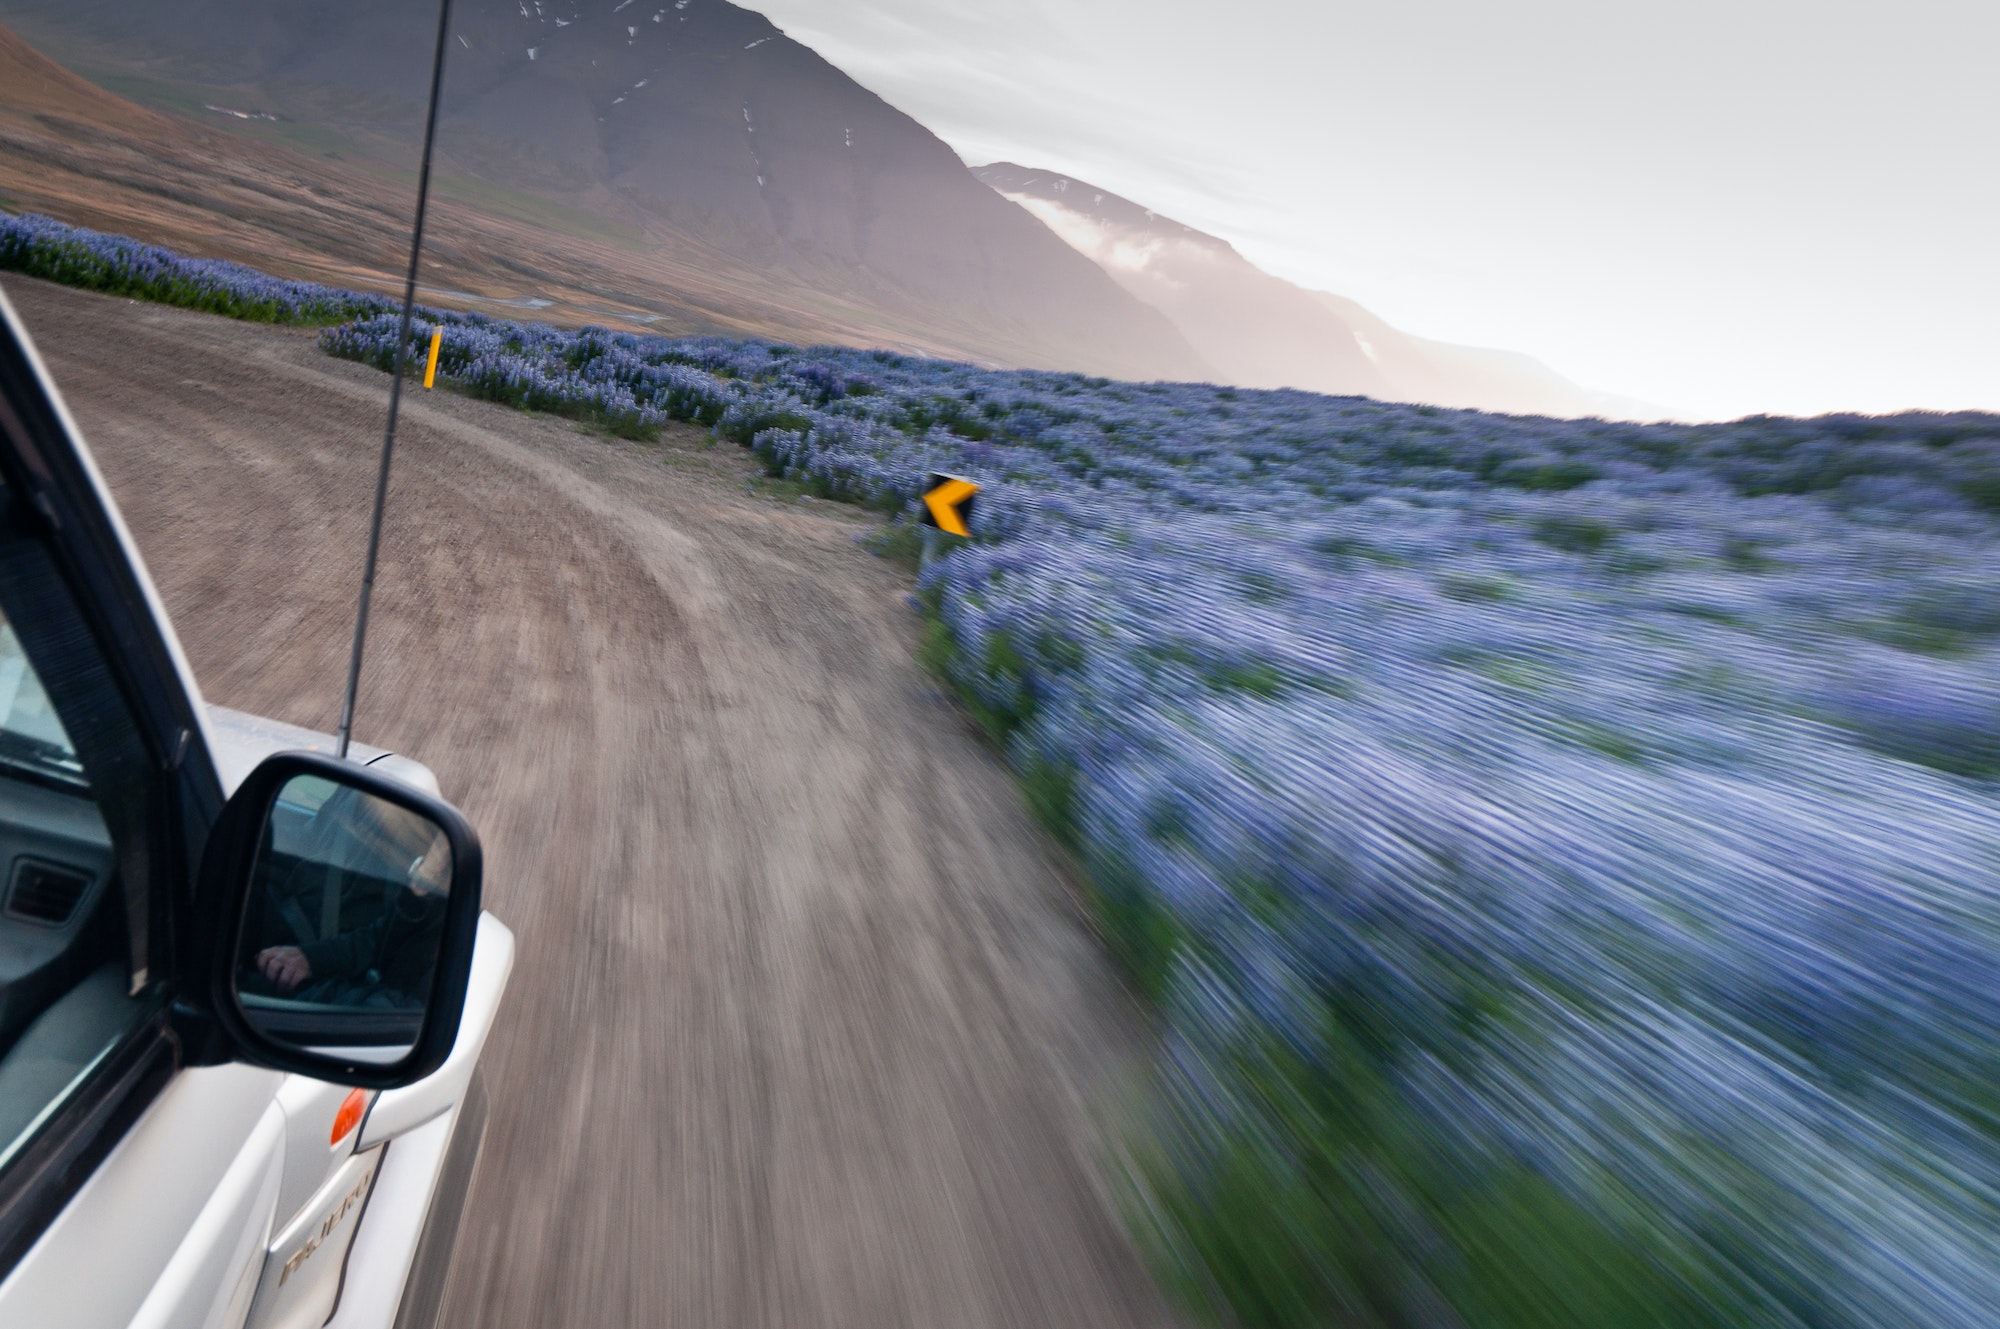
[422, 326, 443, 389]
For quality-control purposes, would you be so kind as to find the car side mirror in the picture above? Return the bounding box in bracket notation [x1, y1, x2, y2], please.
[197, 751, 482, 1089]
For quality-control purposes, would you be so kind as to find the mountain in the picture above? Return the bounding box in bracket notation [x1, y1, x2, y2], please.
[0, 1, 1209, 380]
[974, 163, 1609, 417]
[0, 19, 162, 132]
[0, 22, 429, 287]
[0, 15, 816, 333]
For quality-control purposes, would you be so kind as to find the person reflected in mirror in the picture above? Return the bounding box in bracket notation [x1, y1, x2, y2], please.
[254, 798, 450, 1009]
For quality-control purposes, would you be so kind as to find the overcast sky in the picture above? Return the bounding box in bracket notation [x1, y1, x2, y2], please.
[750, 0, 1996, 420]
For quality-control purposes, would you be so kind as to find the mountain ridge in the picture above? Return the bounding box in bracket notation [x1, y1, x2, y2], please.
[0, 1, 1633, 413]
[0, 0, 1211, 380]
[975, 161, 1614, 417]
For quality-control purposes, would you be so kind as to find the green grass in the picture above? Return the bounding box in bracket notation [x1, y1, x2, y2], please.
[1440, 572, 1517, 603]
[1535, 515, 1619, 554]
[250, 118, 376, 162]
[1566, 720, 1648, 764]
[861, 520, 927, 571]
[86, 70, 230, 118]
[1720, 535, 1780, 572]
[1497, 458, 1603, 492]
[1313, 534, 1408, 567]
[1208, 660, 1291, 698]
[431, 173, 647, 250]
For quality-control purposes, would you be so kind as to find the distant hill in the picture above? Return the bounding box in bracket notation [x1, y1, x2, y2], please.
[0, 19, 162, 131]
[0, 1, 1209, 380]
[974, 162, 1613, 417]
[0, 14, 827, 335]
[0, 22, 433, 291]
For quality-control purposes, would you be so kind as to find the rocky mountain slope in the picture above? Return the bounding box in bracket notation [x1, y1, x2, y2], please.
[2, 0, 1623, 411]
[975, 162, 1605, 416]
[0, 1, 1208, 379]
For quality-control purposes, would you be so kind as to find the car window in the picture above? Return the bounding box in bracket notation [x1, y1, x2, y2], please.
[0, 584, 153, 1171]
[0, 623, 86, 791]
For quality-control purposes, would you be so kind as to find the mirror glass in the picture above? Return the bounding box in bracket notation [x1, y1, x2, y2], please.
[233, 774, 453, 1060]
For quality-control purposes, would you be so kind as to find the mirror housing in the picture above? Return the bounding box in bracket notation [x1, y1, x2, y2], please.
[193, 751, 483, 1089]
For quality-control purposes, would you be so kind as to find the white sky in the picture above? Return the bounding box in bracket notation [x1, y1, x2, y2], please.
[750, 0, 1997, 420]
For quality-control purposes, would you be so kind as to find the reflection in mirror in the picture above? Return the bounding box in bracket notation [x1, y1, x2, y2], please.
[234, 774, 452, 1060]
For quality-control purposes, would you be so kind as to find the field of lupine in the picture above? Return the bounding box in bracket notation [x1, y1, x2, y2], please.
[329, 311, 2000, 1329]
[14, 216, 2000, 1327]
[0, 214, 396, 324]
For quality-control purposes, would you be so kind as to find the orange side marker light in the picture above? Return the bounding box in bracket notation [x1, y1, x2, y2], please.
[331, 1089, 368, 1147]
[423, 326, 443, 389]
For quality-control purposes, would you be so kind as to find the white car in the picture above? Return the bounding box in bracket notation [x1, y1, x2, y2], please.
[0, 287, 513, 1329]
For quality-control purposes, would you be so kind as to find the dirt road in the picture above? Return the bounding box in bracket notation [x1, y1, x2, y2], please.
[4, 277, 1176, 1328]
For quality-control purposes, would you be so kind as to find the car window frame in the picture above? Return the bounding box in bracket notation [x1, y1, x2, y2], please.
[0, 290, 228, 1279]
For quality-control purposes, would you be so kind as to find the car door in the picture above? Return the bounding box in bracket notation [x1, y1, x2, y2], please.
[0, 286, 286, 1327]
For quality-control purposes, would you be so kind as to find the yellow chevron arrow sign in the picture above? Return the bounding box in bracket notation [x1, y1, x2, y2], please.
[922, 473, 979, 538]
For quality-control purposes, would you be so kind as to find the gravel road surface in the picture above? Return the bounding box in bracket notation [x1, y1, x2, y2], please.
[4, 277, 1176, 1328]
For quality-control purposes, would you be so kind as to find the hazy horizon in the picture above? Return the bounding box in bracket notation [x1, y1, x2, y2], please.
[751, 0, 1998, 422]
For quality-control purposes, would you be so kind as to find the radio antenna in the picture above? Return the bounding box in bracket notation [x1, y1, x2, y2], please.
[336, 0, 455, 759]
